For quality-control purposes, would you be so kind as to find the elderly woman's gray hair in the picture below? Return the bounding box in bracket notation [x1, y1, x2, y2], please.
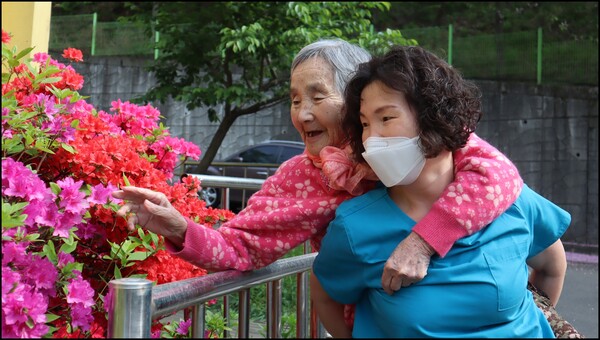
[291, 38, 371, 96]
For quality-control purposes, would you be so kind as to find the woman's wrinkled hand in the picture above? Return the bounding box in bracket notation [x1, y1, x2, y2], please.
[112, 186, 188, 248]
[381, 231, 435, 295]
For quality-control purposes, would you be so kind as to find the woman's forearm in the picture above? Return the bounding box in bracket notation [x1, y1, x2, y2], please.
[527, 240, 567, 306]
[310, 273, 352, 338]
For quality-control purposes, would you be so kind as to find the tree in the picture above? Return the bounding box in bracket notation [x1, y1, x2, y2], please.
[123, 2, 415, 173]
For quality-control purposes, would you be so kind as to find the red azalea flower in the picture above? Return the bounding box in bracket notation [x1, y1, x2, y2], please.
[2, 29, 11, 43]
[60, 68, 85, 90]
[62, 47, 84, 62]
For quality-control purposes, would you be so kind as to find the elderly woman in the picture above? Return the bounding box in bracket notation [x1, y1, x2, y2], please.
[112, 39, 522, 297]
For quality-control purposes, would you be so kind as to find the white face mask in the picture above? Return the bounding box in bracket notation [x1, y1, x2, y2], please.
[361, 136, 426, 187]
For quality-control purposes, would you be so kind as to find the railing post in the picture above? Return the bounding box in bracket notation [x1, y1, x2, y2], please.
[267, 280, 282, 337]
[191, 303, 206, 338]
[222, 296, 231, 338]
[107, 278, 153, 338]
[296, 271, 310, 338]
[238, 289, 251, 337]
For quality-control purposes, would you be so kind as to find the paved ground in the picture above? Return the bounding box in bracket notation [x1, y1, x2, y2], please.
[555, 252, 598, 338]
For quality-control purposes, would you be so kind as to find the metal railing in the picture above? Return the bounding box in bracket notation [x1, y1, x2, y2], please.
[186, 167, 278, 211]
[106, 174, 328, 338]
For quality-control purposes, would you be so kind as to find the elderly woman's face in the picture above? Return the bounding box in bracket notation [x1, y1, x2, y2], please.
[290, 57, 344, 157]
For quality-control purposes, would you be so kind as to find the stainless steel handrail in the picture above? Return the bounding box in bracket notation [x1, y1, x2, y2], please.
[151, 253, 316, 319]
[188, 173, 265, 190]
[107, 254, 318, 338]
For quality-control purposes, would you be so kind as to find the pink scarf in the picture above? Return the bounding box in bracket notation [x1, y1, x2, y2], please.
[307, 145, 378, 196]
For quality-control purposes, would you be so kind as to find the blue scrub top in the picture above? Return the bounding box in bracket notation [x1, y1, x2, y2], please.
[313, 184, 571, 338]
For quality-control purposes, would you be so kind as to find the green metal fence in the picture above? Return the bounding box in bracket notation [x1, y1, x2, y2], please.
[49, 15, 598, 86]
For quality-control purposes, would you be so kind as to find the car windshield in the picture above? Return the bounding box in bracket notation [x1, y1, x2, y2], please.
[237, 145, 279, 163]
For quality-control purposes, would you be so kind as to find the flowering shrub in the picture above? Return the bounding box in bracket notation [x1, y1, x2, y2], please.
[1, 30, 235, 338]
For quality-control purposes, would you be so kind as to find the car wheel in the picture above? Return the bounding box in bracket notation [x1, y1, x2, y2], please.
[200, 186, 221, 208]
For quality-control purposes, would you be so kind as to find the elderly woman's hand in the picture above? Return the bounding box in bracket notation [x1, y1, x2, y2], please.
[381, 231, 435, 295]
[112, 186, 188, 248]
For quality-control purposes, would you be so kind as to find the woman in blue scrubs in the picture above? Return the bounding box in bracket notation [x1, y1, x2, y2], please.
[311, 45, 570, 338]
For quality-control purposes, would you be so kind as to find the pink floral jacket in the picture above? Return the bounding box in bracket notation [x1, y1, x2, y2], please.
[167, 133, 523, 271]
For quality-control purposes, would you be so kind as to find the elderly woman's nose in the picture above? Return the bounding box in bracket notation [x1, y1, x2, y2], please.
[298, 101, 314, 120]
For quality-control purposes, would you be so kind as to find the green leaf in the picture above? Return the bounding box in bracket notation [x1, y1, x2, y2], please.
[45, 313, 61, 323]
[14, 46, 34, 60]
[126, 251, 150, 262]
[122, 173, 131, 186]
[38, 76, 62, 84]
[1, 201, 29, 229]
[61, 143, 76, 154]
[59, 240, 78, 254]
[42, 240, 58, 264]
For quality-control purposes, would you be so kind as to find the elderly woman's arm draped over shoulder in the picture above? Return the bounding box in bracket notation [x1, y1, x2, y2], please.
[114, 155, 352, 271]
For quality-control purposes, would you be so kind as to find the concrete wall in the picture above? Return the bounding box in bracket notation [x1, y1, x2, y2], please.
[71, 56, 599, 253]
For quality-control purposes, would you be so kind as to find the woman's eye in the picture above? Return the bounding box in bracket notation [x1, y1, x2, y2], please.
[382, 116, 395, 122]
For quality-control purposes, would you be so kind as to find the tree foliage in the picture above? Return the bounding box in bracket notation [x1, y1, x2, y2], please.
[122, 2, 415, 173]
[375, 2, 598, 41]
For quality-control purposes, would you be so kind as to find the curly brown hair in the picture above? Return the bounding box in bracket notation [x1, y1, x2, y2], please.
[342, 45, 483, 163]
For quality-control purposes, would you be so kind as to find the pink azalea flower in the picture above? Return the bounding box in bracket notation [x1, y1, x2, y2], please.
[66, 273, 95, 308]
[176, 318, 192, 335]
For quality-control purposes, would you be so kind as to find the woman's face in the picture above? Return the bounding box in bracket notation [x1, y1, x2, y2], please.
[359, 80, 418, 142]
[290, 57, 344, 157]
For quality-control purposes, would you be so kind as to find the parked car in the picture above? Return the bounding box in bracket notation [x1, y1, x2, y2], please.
[185, 140, 305, 212]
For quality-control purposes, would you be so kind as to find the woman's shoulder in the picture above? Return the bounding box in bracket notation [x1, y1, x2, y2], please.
[336, 185, 388, 216]
[275, 153, 322, 179]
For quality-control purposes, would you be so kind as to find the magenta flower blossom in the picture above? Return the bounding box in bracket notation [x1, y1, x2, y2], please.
[1, 286, 49, 338]
[2, 266, 21, 295]
[88, 183, 118, 205]
[70, 303, 94, 332]
[33, 52, 50, 64]
[19, 255, 58, 297]
[176, 318, 192, 335]
[2, 158, 50, 202]
[58, 252, 75, 267]
[66, 272, 95, 308]
[57, 177, 89, 215]
[1, 242, 27, 266]
[2, 128, 12, 139]
[24, 195, 59, 228]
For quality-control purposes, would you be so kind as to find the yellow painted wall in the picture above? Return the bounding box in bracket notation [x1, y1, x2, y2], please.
[2, 1, 52, 56]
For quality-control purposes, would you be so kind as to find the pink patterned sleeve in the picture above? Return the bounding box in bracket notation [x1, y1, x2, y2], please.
[165, 156, 350, 271]
[412, 133, 524, 257]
